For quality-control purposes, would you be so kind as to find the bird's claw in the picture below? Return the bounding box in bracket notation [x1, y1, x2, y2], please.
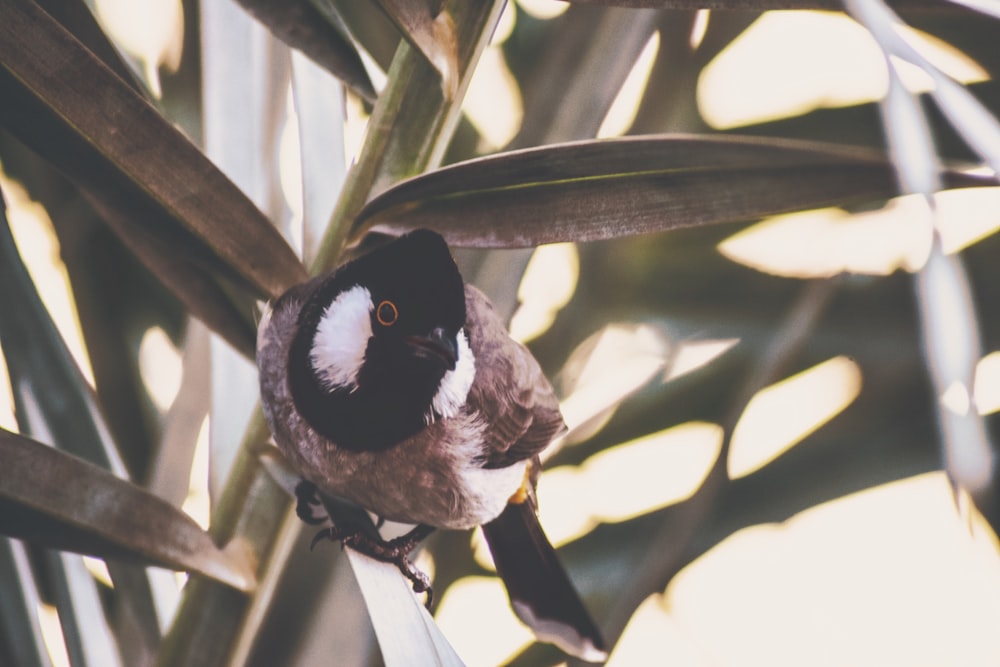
[337, 526, 436, 608]
[309, 526, 344, 550]
[294, 483, 437, 607]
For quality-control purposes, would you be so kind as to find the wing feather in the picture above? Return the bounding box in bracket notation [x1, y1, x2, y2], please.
[463, 286, 566, 469]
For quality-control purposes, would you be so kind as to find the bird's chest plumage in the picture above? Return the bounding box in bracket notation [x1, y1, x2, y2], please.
[298, 415, 526, 529]
[257, 290, 527, 529]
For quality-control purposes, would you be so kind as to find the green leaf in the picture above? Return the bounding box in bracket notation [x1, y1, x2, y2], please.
[44, 550, 123, 667]
[375, 0, 459, 98]
[315, 0, 401, 73]
[0, 136, 178, 473]
[0, 428, 255, 592]
[0, 0, 308, 303]
[0, 195, 128, 474]
[508, 4, 661, 147]
[233, 0, 376, 102]
[352, 134, 995, 247]
[0, 539, 50, 667]
[346, 549, 465, 666]
[560, 0, 956, 10]
[35, 0, 147, 96]
[312, 0, 507, 269]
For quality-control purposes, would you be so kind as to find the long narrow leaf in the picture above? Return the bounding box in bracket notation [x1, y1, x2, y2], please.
[0, 127, 259, 358]
[353, 134, 995, 246]
[0, 196, 127, 475]
[35, 0, 147, 96]
[233, 0, 376, 102]
[510, 5, 661, 147]
[200, 0, 289, 497]
[314, 0, 401, 73]
[154, 427, 291, 667]
[0, 429, 255, 592]
[45, 551, 123, 667]
[312, 0, 507, 269]
[291, 51, 348, 264]
[561, 0, 956, 9]
[0, 539, 51, 667]
[346, 550, 465, 667]
[0, 0, 308, 302]
[375, 0, 459, 98]
[0, 136, 174, 472]
[0, 185, 167, 666]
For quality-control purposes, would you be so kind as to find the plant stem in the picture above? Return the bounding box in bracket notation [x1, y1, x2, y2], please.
[312, 0, 506, 272]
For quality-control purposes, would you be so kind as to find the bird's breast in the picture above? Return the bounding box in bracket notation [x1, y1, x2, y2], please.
[289, 411, 525, 529]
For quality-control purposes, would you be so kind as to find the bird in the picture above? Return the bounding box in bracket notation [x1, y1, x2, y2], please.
[256, 229, 606, 662]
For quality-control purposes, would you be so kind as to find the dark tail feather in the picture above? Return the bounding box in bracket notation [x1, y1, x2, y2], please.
[481, 501, 607, 663]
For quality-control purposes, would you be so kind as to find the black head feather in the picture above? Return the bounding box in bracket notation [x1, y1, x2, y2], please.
[288, 230, 469, 451]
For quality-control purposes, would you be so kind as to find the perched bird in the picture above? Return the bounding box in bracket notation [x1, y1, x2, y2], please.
[256, 229, 606, 662]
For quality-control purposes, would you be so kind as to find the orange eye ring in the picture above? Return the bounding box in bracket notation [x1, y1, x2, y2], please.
[376, 300, 398, 326]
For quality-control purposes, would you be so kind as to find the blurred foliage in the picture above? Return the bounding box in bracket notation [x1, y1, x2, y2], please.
[1, 0, 1000, 666]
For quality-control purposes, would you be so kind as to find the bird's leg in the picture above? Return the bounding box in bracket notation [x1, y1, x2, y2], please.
[311, 522, 437, 607]
[294, 479, 437, 606]
[293, 480, 327, 525]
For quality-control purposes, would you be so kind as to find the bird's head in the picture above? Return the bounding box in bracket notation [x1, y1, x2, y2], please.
[288, 229, 476, 451]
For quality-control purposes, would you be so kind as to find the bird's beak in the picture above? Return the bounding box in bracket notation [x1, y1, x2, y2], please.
[404, 327, 458, 370]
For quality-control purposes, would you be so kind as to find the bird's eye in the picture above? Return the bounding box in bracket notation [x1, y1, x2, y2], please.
[376, 300, 398, 326]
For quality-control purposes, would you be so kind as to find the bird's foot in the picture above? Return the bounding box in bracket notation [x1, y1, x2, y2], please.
[342, 528, 435, 607]
[304, 503, 437, 608]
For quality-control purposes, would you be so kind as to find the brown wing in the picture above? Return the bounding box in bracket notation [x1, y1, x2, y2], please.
[463, 286, 566, 469]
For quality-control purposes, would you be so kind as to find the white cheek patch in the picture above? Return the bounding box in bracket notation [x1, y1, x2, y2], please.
[429, 329, 476, 421]
[310, 285, 373, 391]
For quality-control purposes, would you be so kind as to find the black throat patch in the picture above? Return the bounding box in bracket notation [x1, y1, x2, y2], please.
[289, 324, 444, 452]
[286, 230, 467, 452]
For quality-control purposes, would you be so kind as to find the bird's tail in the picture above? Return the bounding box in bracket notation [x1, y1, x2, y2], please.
[481, 495, 607, 663]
